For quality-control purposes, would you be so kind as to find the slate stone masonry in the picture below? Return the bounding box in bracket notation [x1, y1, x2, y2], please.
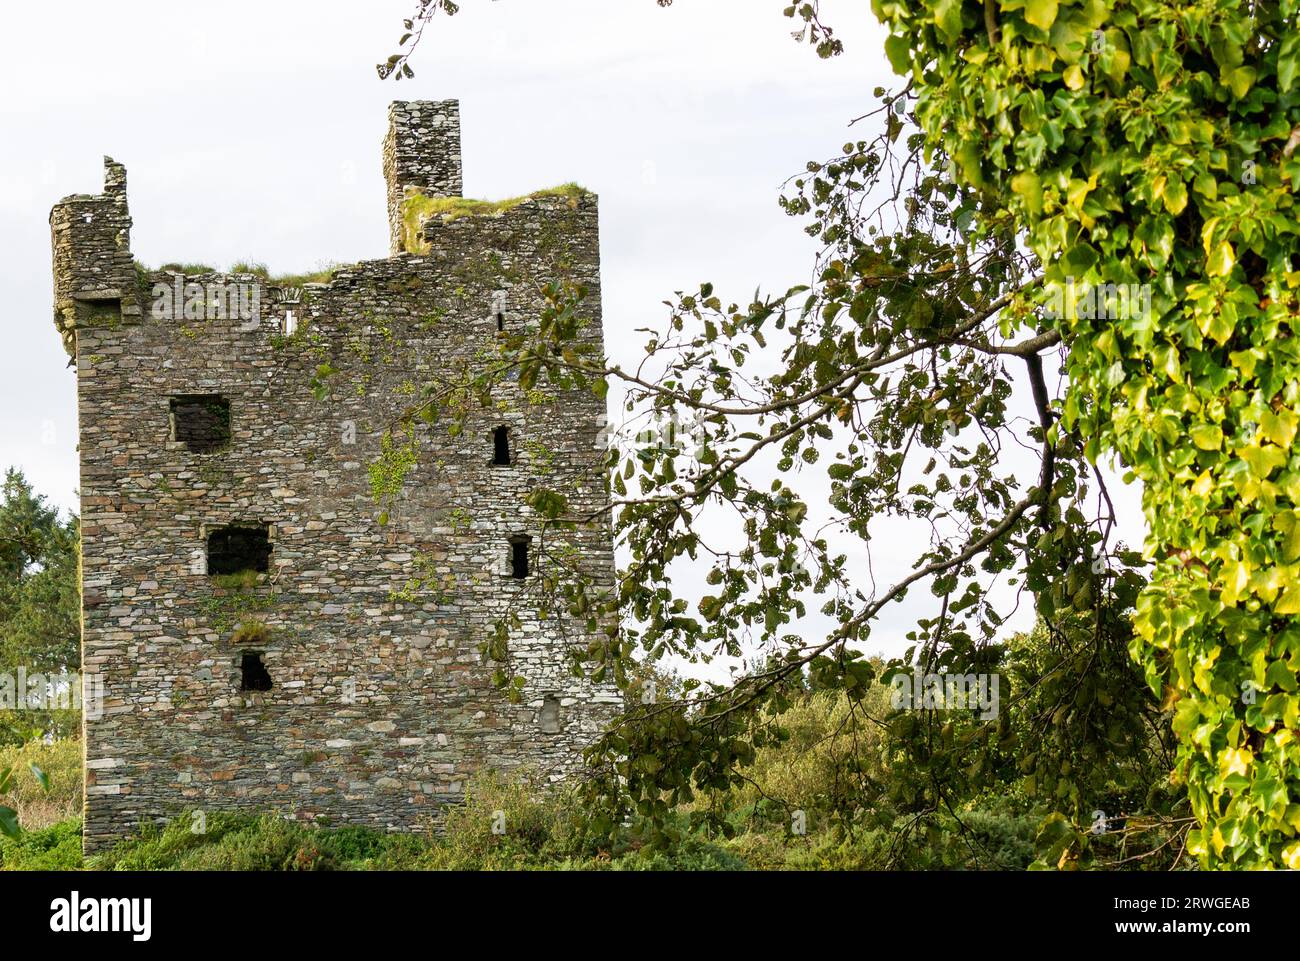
[51, 101, 621, 851]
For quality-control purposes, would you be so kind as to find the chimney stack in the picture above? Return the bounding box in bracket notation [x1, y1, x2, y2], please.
[383, 100, 463, 254]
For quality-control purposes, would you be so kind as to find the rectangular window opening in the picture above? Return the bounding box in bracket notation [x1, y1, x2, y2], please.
[240, 652, 273, 692]
[539, 695, 561, 733]
[493, 426, 511, 466]
[171, 395, 231, 453]
[208, 524, 272, 579]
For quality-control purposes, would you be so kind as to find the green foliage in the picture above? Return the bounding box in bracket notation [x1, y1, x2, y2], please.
[94, 813, 335, 871]
[684, 668, 1168, 869]
[722, 806, 1038, 871]
[368, 428, 420, 524]
[152, 262, 219, 275]
[0, 772, 14, 839]
[0, 469, 80, 746]
[85, 769, 740, 871]
[0, 738, 82, 827]
[0, 817, 83, 870]
[366, 0, 1204, 871]
[370, 0, 1285, 875]
[422, 769, 584, 868]
[875, 0, 1300, 870]
[198, 585, 276, 634]
[142, 261, 337, 287]
[715, 688, 890, 827]
[6, 681, 1169, 869]
[0, 737, 81, 844]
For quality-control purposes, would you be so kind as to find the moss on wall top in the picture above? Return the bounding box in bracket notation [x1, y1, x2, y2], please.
[400, 183, 589, 255]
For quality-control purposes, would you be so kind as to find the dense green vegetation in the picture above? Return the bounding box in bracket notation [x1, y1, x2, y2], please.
[1, 726, 1025, 872]
[0, 738, 81, 832]
[875, 0, 1300, 870]
[1, 637, 1181, 870]
[0, 469, 79, 747]
[0, 462, 1180, 869]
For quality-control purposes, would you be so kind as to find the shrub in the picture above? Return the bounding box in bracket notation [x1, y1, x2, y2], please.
[212, 570, 260, 591]
[0, 817, 83, 870]
[93, 812, 339, 871]
[0, 738, 82, 830]
[423, 768, 582, 869]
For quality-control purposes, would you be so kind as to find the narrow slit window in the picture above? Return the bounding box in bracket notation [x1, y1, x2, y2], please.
[493, 292, 507, 332]
[509, 535, 531, 579]
[493, 426, 511, 466]
[208, 525, 272, 578]
[539, 695, 561, 733]
[240, 652, 273, 692]
[171, 395, 231, 453]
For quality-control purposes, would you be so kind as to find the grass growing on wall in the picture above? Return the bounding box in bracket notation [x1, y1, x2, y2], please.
[401, 183, 589, 254]
[135, 260, 338, 286]
[210, 569, 261, 591]
[227, 262, 338, 287]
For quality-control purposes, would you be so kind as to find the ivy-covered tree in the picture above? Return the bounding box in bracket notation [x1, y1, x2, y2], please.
[369, 2, 1219, 865]
[868, 0, 1300, 870]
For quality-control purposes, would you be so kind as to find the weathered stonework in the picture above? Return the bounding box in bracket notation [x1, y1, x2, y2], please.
[51, 101, 620, 852]
[383, 100, 462, 255]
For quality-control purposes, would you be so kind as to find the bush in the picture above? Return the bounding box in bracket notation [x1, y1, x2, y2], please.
[0, 817, 83, 870]
[81, 767, 754, 872]
[604, 836, 748, 871]
[1, 726, 1035, 872]
[93, 813, 346, 871]
[419, 768, 583, 869]
[0, 738, 82, 830]
[880, 807, 1038, 871]
[730, 689, 889, 824]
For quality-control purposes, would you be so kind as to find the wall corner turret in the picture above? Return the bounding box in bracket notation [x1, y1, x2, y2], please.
[50, 156, 139, 358]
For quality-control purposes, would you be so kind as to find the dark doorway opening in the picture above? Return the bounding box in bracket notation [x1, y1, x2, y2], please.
[240, 652, 273, 692]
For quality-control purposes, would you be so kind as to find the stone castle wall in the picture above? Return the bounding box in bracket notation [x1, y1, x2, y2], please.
[52, 101, 621, 851]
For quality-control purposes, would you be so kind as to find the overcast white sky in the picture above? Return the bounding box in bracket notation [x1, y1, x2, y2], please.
[0, 0, 1145, 661]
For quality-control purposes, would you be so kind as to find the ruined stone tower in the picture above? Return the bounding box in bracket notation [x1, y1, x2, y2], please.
[51, 101, 621, 851]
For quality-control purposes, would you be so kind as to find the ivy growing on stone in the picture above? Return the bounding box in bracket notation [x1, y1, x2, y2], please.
[872, 0, 1300, 870]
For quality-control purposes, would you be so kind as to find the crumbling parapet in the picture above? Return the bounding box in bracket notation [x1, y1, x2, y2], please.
[49, 157, 140, 357]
